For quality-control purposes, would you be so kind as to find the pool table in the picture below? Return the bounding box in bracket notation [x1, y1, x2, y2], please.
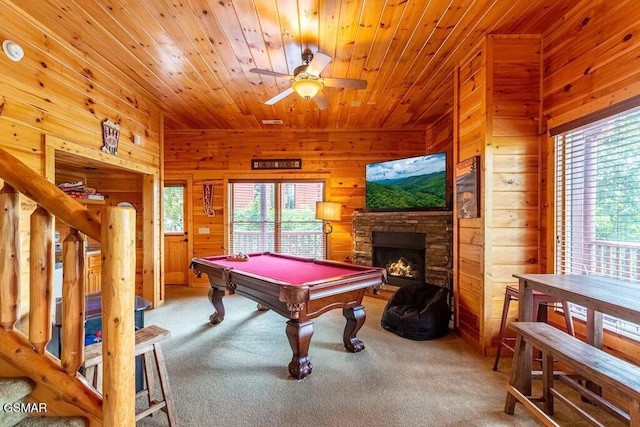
[190, 252, 386, 379]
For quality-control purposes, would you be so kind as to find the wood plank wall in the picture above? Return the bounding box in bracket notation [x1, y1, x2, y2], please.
[0, 4, 163, 315]
[539, 0, 640, 364]
[454, 35, 542, 355]
[164, 129, 427, 285]
[455, 42, 485, 350]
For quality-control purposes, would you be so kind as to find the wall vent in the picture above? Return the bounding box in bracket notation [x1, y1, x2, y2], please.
[262, 119, 283, 125]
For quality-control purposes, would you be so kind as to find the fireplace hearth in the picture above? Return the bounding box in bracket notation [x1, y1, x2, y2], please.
[373, 231, 426, 287]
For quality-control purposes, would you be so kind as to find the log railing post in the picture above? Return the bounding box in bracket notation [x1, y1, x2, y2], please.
[61, 228, 86, 375]
[102, 206, 136, 426]
[29, 206, 54, 353]
[0, 183, 20, 331]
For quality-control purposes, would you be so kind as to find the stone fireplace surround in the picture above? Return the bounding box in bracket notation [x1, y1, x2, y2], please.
[352, 211, 453, 289]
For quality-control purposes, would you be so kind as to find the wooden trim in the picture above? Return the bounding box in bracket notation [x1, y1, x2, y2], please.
[452, 66, 460, 331]
[142, 172, 161, 307]
[548, 93, 640, 136]
[186, 175, 194, 287]
[46, 135, 159, 175]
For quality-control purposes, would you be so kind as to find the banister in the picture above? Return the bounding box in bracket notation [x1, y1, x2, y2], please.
[0, 146, 101, 241]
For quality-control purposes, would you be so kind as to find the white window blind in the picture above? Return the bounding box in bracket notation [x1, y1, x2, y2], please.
[228, 181, 326, 258]
[555, 104, 640, 339]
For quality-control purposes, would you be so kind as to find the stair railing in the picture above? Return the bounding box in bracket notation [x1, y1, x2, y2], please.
[0, 146, 136, 426]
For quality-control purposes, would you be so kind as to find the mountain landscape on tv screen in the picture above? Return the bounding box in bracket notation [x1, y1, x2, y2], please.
[366, 170, 446, 209]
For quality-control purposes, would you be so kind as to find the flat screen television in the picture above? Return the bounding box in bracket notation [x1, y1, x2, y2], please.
[365, 153, 447, 211]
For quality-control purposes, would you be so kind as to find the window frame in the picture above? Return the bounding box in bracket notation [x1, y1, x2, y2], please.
[226, 178, 327, 258]
[163, 182, 186, 235]
[553, 105, 640, 341]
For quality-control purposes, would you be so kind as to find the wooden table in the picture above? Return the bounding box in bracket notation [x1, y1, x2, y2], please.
[512, 273, 640, 394]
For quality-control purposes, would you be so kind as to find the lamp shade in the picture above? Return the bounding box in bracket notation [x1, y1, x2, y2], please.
[315, 201, 342, 221]
[292, 79, 323, 99]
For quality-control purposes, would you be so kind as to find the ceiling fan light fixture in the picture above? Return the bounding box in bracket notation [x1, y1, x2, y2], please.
[292, 79, 323, 99]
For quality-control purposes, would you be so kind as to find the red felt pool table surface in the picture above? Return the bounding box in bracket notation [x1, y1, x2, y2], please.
[198, 252, 375, 286]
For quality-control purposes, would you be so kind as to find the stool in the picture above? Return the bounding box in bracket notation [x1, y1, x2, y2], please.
[83, 325, 176, 426]
[492, 285, 575, 371]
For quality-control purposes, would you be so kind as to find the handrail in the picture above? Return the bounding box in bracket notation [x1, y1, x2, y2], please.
[0, 146, 136, 425]
[0, 146, 101, 241]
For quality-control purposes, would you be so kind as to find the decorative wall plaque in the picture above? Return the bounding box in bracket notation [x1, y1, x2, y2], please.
[202, 180, 215, 217]
[455, 156, 480, 219]
[251, 159, 302, 170]
[101, 119, 121, 155]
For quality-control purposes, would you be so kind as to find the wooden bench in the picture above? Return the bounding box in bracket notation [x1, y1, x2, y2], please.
[504, 322, 640, 427]
[83, 325, 176, 426]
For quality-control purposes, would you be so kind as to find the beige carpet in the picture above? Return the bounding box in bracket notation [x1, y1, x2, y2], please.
[137, 286, 623, 427]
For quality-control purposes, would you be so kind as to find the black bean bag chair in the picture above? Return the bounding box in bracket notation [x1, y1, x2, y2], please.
[381, 282, 450, 340]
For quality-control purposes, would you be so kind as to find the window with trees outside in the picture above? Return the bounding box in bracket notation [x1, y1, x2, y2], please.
[228, 180, 325, 259]
[555, 104, 640, 339]
[163, 184, 185, 233]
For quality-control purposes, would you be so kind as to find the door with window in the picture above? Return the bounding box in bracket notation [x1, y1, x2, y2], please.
[228, 181, 325, 258]
[164, 183, 189, 284]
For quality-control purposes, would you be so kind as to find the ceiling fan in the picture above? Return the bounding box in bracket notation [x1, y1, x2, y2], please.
[249, 49, 367, 110]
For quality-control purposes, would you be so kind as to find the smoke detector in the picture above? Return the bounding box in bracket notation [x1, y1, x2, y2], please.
[3, 40, 24, 62]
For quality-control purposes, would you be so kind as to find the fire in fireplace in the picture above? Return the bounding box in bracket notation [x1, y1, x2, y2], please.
[386, 257, 419, 280]
[372, 231, 426, 287]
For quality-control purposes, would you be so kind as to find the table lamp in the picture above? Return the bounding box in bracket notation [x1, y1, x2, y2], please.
[315, 201, 342, 234]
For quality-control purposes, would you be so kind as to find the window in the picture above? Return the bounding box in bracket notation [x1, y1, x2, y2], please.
[555, 105, 640, 339]
[163, 184, 185, 233]
[228, 181, 325, 258]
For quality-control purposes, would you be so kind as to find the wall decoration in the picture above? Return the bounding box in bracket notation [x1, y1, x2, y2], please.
[101, 119, 120, 155]
[251, 158, 302, 170]
[202, 180, 215, 217]
[455, 156, 480, 219]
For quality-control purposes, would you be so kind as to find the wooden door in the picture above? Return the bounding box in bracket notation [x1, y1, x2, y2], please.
[164, 234, 188, 284]
[163, 182, 189, 285]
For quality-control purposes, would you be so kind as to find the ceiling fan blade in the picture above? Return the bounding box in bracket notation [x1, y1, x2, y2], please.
[306, 52, 332, 76]
[322, 77, 368, 90]
[250, 68, 295, 79]
[314, 92, 329, 110]
[264, 87, 295, 105]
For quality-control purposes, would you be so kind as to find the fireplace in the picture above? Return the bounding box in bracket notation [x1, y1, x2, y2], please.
[352, 211, 452, 289]
[373, 231, 426, 287]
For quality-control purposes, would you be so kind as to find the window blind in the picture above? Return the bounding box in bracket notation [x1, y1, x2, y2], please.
[228, 181, 326, 259]
[555, 104, 640, 338]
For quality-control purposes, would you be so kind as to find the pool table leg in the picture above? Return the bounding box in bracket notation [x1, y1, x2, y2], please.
[343, 305, 366, 352]
[208, 287, 226, 324]
[285, 320, 313, 380]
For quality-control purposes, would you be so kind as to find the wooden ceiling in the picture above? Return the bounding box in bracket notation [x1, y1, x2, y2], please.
[16, 0, 581, 130]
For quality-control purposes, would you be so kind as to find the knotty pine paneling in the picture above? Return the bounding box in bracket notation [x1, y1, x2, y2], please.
[540, 0, 640, 273]
[0, 7, 163, 316]
[165, 129, 427, 276]
[454, 35, 542, 355]
[455, 40, 485, 350]
[537, 0, 640, 362]
[486, 35, 542, 353]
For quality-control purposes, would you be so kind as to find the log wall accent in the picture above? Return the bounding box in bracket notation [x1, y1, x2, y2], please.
[454, 35, 542, 355]
[164, 129, 427, 284]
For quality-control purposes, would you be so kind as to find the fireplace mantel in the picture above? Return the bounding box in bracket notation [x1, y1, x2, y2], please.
[352, 211, 453, 287]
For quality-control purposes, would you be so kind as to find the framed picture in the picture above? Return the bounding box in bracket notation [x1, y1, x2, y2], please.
[251, 159, 302, 170]
[455, 156, 480, 218]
